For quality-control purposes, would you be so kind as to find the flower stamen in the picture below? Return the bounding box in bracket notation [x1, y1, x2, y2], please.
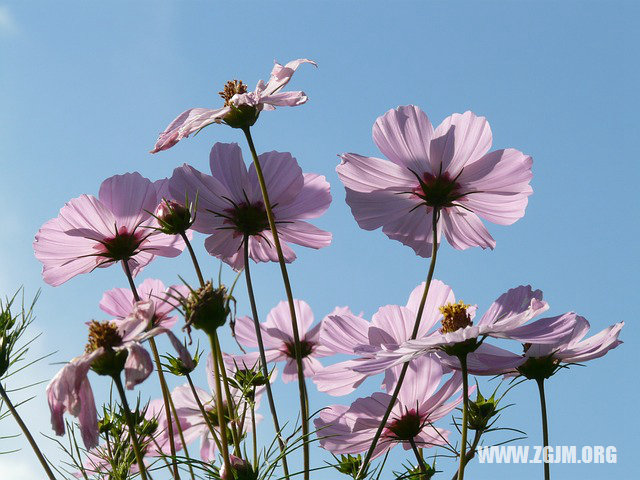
[440, 300, 472, 333]
[219, 80, 248, 106]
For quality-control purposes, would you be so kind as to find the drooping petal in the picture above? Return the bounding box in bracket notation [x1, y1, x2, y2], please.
[151, 107, 230, 153]
[123, 343, 154, 389]
[261, 58, 317, 96]
[555, 321, 623, 363]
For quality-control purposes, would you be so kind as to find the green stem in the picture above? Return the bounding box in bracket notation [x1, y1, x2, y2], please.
[450, 430, 482, 480]
[242, 128, 308, 478]
[180, 232, 206, 287]
[212, 332, 242, 454]
[167, 388, 196, 480]
[537, 379, 551, 480]
[0, 382, 57, 480]
[409, 437, 428, 474]
[251, 403, 257, 469]
[242, 235, 291, 478]
[457, 355, 470, 480]
[122, 260, 180, 480]
[185, 373, 223, 453]
[112, 374, 149, 480]
[207, 334, 232, 474]
[358, 209, 440, 477]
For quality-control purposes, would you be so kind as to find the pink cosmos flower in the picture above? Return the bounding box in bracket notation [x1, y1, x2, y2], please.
[230, 299, 333, 382]
[169, 142, 331, 270]
[46, 301, 191, 448]
[153, 354, 262, 462]
[352, 286, 577, 377]
[314, 280, 455, 396]
[336, 105, 533, 256]
[513, 314, 623, 379]
[314, 356, 463, 458]
[100, 278, 189, 330]
[151, 58, 316, 153]
[34, 173, 186, 286]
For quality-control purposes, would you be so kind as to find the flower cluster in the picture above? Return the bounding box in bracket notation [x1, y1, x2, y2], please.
[0, 56, 620, 480]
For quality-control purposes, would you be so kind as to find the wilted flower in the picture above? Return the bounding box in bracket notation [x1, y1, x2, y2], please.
[151, 58, 316, 152]
[336, 105, 533, 256]
[169, 142, 331, 270]
[34, 173, 186, 286]
[46, 301, 191, 448]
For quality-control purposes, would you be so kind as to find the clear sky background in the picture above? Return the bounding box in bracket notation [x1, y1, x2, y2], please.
[1, 1, 638, 479]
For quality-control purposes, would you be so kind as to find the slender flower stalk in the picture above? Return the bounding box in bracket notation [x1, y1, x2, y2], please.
[242, 235, 291, 478]
[357, 210, 440, 477]
[0, 383, 57, 480]
[166, 391, 197, 480]
[251, 403, 257, 468]
[213, 333, 242, 454]
[408, 438, 428, 474]
[457, 355, 470, 480]
[112, 374, 149, 480]
[122, 260, 180, 480]
[207, 333, 232, 473]
[537, 379, 550, 480]
[450, 431, 482, 480]
[179, 231, 242, 457]
[241, 126, 309, 478]
[184, 373, 224, 453]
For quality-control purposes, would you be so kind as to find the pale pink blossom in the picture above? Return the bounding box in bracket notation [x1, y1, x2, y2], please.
[230, 299, 333, 383]
[352, 286, 576, 377]
[100, 278, 189, 330]
[337, 105, 533, 256]
[151, 59, 316, 153]
[169, 142, 331, 270]
[34, 173, 186, 286]
[314, 356, 463, 458]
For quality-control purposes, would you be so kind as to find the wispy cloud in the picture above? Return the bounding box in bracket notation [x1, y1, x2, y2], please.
[0, 5, 18, 35]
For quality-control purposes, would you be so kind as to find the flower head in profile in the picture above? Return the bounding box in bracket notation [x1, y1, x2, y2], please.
[314, 280, 455, 396]
[337, 105, 533, 256]
[515, 315, 623, 380]
[169, 142, 331, 270]
[152, 354, 262, 462]
[352, 285, 577, 378]
[230, 299, 333, 382]
[314, 357, 463, 458]
[151, 58, 316, 152]
[100, 278, 189, 330]
[46, 301, 191, 448]
[34, 173, 186, 286]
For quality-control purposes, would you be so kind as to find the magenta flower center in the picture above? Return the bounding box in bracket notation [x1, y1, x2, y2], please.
[101, 226, 144, 261]
[412, 172, 463, 208]
[386, 409, 423, 441]
[219, 79, 248, 106]
[227, 202, 270, 236]
[284, 340, 314, 359]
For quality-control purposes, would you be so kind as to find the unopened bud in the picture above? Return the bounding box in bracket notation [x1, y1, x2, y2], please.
[220, 455, 257, 480]
[155, 199, 193, 235]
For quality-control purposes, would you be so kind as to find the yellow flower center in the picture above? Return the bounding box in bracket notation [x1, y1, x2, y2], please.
[85, 321, 122, 353]
[439, 300, 472, 333]
[219, 80, 248, 106]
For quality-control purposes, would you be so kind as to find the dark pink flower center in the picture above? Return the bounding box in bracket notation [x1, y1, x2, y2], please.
[284, 340, 314, 359]
[386, 409, 423, 441]
[412, 172, 463, 208]
[101, 226, 144, 261]
[227, 202, 270, 236]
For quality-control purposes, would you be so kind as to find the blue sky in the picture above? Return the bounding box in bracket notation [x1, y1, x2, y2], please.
[1, 1, 638, 479]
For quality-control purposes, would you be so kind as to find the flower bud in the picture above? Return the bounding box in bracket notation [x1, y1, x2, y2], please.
[185, 282, 231, 335]
[220, 455, 257, 480]
[155, 199, 193, 235]
[334, 454, 368, 478]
